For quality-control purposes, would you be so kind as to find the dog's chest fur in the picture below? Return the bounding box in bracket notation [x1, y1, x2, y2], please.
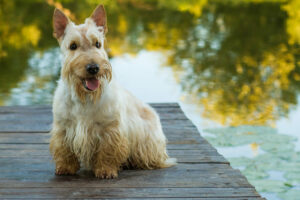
[54, 80, 118, 168]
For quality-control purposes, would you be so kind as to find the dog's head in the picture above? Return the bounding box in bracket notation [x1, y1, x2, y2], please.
[53, 5, 112, 103]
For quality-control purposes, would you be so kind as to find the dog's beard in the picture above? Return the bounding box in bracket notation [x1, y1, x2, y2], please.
[62, 61, 112, 103]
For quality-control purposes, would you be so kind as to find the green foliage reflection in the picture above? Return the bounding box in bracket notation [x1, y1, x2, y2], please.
[0, 0, 300, 125]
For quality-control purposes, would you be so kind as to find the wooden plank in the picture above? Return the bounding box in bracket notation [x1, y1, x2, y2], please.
[0, 104, 182, 115]
[0, 174, 251, 188]
[0, 148, 222, 158]
[0, 125, 203, 136]
[0, 133, 228, 163]
[0, 104, 263, 199]
[1, 198, 266, 200]
[151, 102, 181, 108]
[0, 141, 204, 150]
[0, 133, 208, 150]
[0, 103, 180, 112]
[0, 108, 187, 120]
[0, 144, 218, 153]
[0, 155, 227, 164]
[0, 119, 195, 133]
[0, 160, 250, 188]
[0, 127, 206, 142]
[52, 198, 265, 200]
[0, 142, 204, 150]
[0, 133, 207, 146]
[0, 104, 191, 133]
[0, 159, 232, 171]
[0, 188, 260, 198]
[0, 129, 209, 143]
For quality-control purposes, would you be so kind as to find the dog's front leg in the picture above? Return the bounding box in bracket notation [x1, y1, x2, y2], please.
[50, 125, 80, 175]
[92, 122, 129, 179]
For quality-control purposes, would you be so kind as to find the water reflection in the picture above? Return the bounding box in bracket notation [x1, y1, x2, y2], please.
[203, 126, 300, 199]
[1, 0, 300, 199]
[5, 48, 61, 105]
[172, 3, 300, 126]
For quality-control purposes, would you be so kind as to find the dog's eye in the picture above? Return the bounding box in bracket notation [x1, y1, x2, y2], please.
[70, 43, 77, 50]
[95, 41, 101, 48]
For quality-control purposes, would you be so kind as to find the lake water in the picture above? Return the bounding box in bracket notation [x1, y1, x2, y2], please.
[1, 1, 300, 199]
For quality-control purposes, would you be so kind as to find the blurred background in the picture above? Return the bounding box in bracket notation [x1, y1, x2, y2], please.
[0, 0, 300, 199]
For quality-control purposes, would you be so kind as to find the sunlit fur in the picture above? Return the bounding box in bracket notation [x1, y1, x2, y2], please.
[50, 5, 176, 178]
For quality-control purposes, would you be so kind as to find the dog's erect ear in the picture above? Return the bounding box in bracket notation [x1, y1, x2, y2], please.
[91, 5, 107, 33]
[53, 8, 69, 39]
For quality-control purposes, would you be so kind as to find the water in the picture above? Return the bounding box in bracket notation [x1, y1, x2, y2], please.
[1, 0, 300, 199]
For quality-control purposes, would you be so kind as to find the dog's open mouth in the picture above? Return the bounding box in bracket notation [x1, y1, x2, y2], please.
[83, 77, 100, 91]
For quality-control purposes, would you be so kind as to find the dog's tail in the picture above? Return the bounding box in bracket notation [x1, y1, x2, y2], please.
[162, 157, 177, 168]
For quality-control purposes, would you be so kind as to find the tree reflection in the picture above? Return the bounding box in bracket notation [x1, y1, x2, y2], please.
[169, 2, 300, 126]
[0, 0, 300, 126]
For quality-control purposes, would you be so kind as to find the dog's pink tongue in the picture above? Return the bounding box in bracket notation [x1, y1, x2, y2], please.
[86, 78, 99, 91]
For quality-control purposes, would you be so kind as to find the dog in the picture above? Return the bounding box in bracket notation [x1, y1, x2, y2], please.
[49, 5, 176, 179]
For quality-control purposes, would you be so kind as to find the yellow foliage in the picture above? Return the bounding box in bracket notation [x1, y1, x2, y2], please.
[282, 0, 300, 45]
[47, 0, 75, 20]
[238, 84, 250, 100]
[177, 0, 208, 17]
[236, 63, 243, 73]
[6, 25, 41, 49]
[158, 0, 207, 17]
[21, 25, 41, 46]
[195, 43, 295, 127]
[117, 15, 128, 34]
[294, 73, 300, 81]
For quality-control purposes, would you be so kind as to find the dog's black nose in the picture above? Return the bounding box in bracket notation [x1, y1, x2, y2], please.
[86, 63, 99, 75]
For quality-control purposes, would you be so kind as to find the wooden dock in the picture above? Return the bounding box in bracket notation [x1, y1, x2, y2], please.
[0, 103, 264, 199]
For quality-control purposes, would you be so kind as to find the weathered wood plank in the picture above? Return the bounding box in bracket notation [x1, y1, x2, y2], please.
[0, 133, 210, 150]
[0, 125, 203, 135]
[0, 158, 232, 171]
[0, 144, 219, 154]
[0, 155, 249, 188]
[0, 108, 187, 120]
[1, 198, 266, 200]
[0, 133, 227, 163]
[0, 119, 195, 133]
[0, 153, 227, 164]
[0, 104, 182, 115]
[0, 172, 251, 188]
[0, 104, 191, 133]
[0, 127, 206, 142]
[0, 133, 204, 145]
[0, 131, 209, 148]
[0, 149, 220, 157]
[0, 160, 246, 189]
[0, 188, 260, 198]
[0, 103, 180, 112]
[0, 104, 263, 199]
[0, 162, 245, 183]
[0, 142, 205, 150]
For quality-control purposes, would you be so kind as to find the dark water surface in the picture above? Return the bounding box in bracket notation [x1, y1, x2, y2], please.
[1, 0, 300, 199]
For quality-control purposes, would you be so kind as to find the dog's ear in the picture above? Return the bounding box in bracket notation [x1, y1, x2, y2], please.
[53, 8, 69, 39]
[90, 5, 107, 33]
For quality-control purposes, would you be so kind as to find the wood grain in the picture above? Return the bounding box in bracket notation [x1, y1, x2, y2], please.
[0, 103, 264, 199]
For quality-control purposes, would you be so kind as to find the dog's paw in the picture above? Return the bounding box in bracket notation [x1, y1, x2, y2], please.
[94, 168, 118, 179]
[55, 165, 78, 176]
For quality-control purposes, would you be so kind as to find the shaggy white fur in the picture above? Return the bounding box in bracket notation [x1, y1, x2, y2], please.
[49, 5, 176, 178]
